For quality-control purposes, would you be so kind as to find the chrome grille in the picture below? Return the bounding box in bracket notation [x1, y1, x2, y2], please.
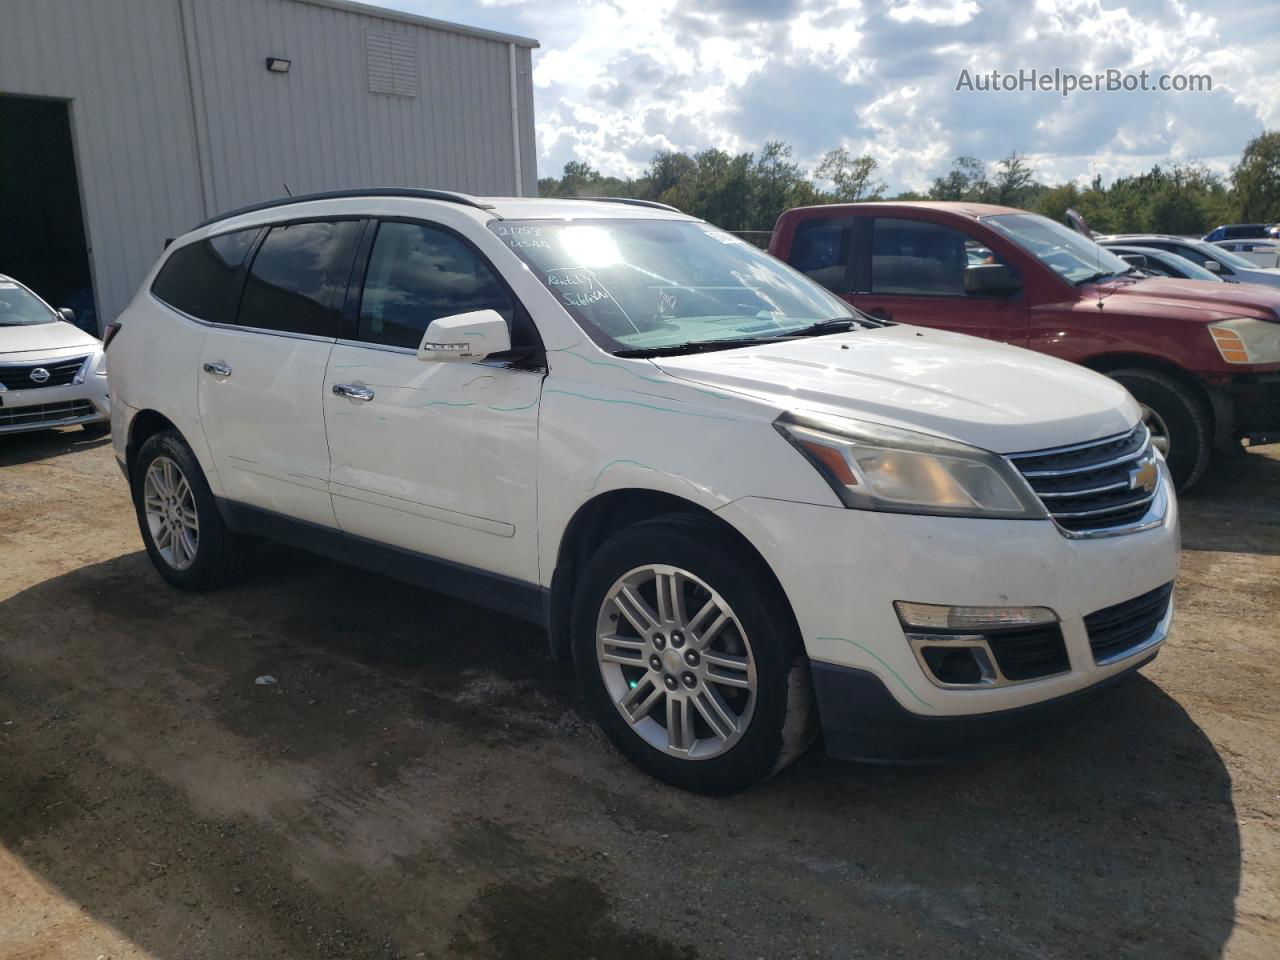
[1008, 425, 1161, 535]
[0, 399, 95, 428]
[0, 355, 90, 390]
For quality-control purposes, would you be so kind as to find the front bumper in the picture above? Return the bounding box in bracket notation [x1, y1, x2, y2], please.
[810, 652, 1156, 763]
[1222, 371, 1280, 441]
[0, 357, 110, 435]
[717, 477, 1179, 758]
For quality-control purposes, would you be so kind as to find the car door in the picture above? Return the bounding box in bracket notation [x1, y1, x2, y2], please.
[849, 217, 1028, 345]
[197, 219, 362, 528]
[322, 219, 544, 583]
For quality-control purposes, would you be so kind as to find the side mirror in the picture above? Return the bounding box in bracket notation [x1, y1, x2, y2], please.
[1119, 254, 1149, 269]
[1203, 259, 1221, 273]
[58, 307, 77, 324]
[964, 263, 1022, 295]
[417, 309, 511, 363]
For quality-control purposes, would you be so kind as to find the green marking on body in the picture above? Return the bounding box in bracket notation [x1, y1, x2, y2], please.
[543, 388, 737, 423]
[815, 636, 933, 709]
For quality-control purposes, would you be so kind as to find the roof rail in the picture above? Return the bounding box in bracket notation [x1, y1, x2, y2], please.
[577, 196, 683, 214]
[194, 188, 496, 230]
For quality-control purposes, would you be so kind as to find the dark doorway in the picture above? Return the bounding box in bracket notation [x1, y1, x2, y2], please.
[0, 94, 96, 333]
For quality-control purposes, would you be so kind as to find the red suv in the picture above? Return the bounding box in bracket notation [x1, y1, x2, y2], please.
[770, 202, 1280, 488]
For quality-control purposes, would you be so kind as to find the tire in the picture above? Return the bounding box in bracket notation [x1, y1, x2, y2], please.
[82, 421, 111, 436]
[1109, 368, 1212, 491]
[131, 430, 251, 590]
[571, 515, 817, 794]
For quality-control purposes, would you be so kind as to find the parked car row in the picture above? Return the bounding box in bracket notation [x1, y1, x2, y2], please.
[9, 191, 1275, 792]
[769, 203, 1280, 490]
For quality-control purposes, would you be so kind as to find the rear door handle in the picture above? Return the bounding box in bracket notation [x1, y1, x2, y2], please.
[202, 361, 232, 377]
[332, 383, 375, 402]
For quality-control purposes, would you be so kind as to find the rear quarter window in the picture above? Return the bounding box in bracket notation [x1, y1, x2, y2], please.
[150, 229, 260, 323]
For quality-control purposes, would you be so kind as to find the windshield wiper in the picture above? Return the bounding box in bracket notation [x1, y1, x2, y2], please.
[614, 336, 798, 359]
[786, 315, 885, 337]
[613, 316, 880, 359]
[1076, 267, 1142, 286]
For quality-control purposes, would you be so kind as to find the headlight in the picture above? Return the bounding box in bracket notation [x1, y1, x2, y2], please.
[94, 351, 108, 376]
[774, 411, 1045, 519]
[1209, 318, 1280, 365]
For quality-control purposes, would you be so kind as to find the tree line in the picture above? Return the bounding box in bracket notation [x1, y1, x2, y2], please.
[537, 131, 1280, 235]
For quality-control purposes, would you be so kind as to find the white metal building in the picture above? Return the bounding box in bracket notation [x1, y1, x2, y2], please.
[0, 0, 538, 332]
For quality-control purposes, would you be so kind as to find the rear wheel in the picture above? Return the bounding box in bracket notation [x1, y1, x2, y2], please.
[132, 430, 251, 589]
[1108, 368, 1212, 490]
[572, 516, 816, 793]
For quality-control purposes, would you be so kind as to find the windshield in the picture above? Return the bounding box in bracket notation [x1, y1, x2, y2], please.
[983, 213, 1131, 285]
[1190, 240, 1260, 271]
[1153, 251, 1222, 282]
[0, 281, 58, 326]
[488, 218, 854, 353]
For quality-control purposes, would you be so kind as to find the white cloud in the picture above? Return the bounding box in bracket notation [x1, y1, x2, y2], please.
[887, 0, 981, 26]
[393, 0, 1277, 199]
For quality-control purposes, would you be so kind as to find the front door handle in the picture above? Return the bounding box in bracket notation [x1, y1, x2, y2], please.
[332, 383, 375, 402]
[202, 361, 232, 377]
[866, 308, 892, 322]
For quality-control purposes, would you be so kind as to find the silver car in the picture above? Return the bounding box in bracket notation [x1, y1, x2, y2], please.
[0, 275, 110, 436]
[1098, 235, 1280, 289]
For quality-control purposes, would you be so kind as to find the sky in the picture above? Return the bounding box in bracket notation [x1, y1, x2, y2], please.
[393, 0, 1279, 193]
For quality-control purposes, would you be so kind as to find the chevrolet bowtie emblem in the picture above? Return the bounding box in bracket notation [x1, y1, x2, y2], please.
[1130, 459, 1158, 494]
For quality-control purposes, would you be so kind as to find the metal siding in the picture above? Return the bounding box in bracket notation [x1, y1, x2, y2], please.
[0, 0, 535, 323]
[0, 0, 205, 326]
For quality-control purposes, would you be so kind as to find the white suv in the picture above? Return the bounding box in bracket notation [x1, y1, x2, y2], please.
[108, 190, 1180, 792]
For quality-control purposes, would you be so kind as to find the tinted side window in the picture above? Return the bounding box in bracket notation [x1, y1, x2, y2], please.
[151, 229, 259, 323]
[358, 221, 515, 349]
[789, 218, 855, 293]
[237, 221, 360, 336]
[872, 218, 1001, 295]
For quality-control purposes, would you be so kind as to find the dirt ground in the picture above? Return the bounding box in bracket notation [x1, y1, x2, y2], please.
[0, 429, 1276, 960]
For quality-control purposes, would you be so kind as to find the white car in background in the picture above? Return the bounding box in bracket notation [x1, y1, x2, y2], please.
[106, 191, 1179, 793]
[1212, 239, 1280, 270]
[0, 274, 109, 436]
[1099, 235, 1280, 289]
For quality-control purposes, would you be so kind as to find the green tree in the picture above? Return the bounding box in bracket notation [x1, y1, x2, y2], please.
[814, 147, 885, 202]
[992, 152, 1037, 206]
[928, 156, 989, 201]
[1231, 131, 1280, 222]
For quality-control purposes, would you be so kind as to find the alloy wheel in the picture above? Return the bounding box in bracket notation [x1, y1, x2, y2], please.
[595, 564, 757, 760]
[143, 456, 200, 570]
[1140, 403, 1172, 458]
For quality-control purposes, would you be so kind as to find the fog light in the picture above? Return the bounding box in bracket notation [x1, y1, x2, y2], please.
[920, 645, 993, 685]
[894, 601, 1057, 631]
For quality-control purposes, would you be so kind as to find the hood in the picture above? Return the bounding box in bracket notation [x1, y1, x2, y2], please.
[1080, 275, 1280, 321]
[0, 320, 100, 357]
[652, 325, 1139, 454]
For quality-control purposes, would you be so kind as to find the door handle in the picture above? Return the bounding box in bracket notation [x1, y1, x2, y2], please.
[332, 383, 375, 402]
[866, 308, 892, 322]
[202, 361, 232, 377]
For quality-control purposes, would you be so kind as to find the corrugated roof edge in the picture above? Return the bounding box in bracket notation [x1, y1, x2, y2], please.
[292, 0, 539, 47]
[193, 188, 497, 231]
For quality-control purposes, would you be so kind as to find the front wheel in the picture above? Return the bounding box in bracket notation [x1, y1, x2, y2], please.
[1108, 369, 1212, 491]
[572, 516, 816, 793]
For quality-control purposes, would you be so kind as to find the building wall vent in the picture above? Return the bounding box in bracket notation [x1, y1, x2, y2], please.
[365, 28, 418, 97]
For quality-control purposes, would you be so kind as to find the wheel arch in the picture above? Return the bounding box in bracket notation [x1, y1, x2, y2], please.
[126, 409, 181, 478]
[1079, 352, 1231, 447]
[545, 488, 795, 662]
